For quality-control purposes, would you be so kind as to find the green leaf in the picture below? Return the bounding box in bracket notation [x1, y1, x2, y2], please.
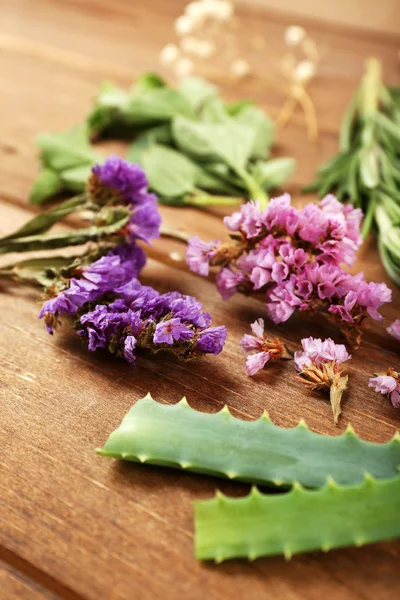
[224, 99, 255, 116]
[61, 164, 93, 192]
[97, 394, 400, 488]
[252, 158, 296, 190]
[195, 476, 400, 562]
[133, 72, 166, 95]
[87, 82, 131, 136]
[1, 195, 88, 241]
[1, 256, 78, 287]
[29, 168, 63, 205]
[179, 76, 218, 112]
[0, 208, 130, 254]
[234, 105, 275, 160]
[127, 124, 172, 164]
[360, 148, 380, 189]
[36, 126, 99, 171]
[142, 145, 197, 197]
[128, 88, 195, 126]
[172, 115, 256, 171]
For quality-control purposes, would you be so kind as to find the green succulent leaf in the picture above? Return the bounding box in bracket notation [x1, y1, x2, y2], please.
[97, 394, 400, 488]
[195, 475, 400, 562]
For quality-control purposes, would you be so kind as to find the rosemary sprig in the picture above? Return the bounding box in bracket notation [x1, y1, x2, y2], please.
[305, 58, 400, 284]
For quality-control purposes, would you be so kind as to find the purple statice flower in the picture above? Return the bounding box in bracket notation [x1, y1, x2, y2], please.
[240, 318, 291, 376]
[186, 193, 391, 343]
[387, 319, 400, 341]
[369, 370, 400, 408]
[39, 244, 146, 333]
[153, 318, 194, 345]
[76, 279, 227, 365]
[294, 336, 351, 424]
[186, 236, 219, 276]
[91, 155, 150, 206]
[195, 326, 227, 355]
[90, 156, 161, 244]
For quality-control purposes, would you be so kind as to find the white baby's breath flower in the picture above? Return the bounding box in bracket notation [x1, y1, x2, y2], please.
[159, 43, 180, 65]
[230, 58, 250, 77]
[185, 1, 206, 21]
[293, 59, 316, 82]
[175, 56, 194, 77]
[181, 36, 199, 53]
[175, 15, 194, 36]
[284, 25, 306, 47]
[195, 39, 216, 58]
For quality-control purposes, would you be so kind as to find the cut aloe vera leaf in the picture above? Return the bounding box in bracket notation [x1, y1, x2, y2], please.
[97, 394, 400, 488]
[195, 475, 400, 562]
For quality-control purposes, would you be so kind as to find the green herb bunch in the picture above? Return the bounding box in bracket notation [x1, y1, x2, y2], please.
[30, 73, 296, 210]
[306, 58, 400, 284]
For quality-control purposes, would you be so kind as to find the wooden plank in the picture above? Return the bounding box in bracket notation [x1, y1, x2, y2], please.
[0, 555, 61, 599]
[0, 0, 399, 598]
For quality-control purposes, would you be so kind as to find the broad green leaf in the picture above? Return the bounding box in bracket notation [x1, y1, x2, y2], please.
[29, 168, 63, 205]
[252, 157, 296, 190]
[235, 105, 275, 160]
[127, 124, 172, 164]
[178, 76, 218, 112]
[142, 145, 197, 197]
[37, 126, 99, 171]
[199, 97, 227, 123]
[62, 164, 93, 191]
[172, 115, 256, 172]
[224, 99, 255, 116]
[128, 88, 195, 126]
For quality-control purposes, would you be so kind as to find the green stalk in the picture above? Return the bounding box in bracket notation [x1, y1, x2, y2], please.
[360, 191, 377, 238]
[236, 168, 269, 209]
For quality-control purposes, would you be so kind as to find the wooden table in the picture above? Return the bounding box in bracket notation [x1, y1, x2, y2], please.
[0, 1, 399, 598]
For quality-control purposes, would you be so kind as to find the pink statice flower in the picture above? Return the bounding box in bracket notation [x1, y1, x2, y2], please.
[294, 337, 351, 424]
[186, 193, 392, 344]
[240, 318, 291, 376]
[387, 319, 400, 341]
[186, 236, 219, 277]
[369, 369, 400, 408]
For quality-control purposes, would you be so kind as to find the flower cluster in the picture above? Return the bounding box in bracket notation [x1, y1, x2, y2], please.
[89, 155, 161, 244]
[78, 280, 226, 365]
[369, 369, 400, 408]
[187, 194, 392, 342]
[387, 319, 400, 341]
[240, 319, 291, 376]
[39, 247, 226, 365]
[39, 244, 145, 333]
[294, 337, 351, 424]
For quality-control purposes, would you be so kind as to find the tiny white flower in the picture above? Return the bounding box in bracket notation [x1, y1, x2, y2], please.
[230, 58, 250, 77]
[175, 56, 194, 77]
[181, 36, 200, 53]
[159, 43, 180, 65]
[185, 1, 206, 21]
[175, 15, 194, 36]
[195, 39, 216, 58]
[284, 25, 306, 47]
[293, 59, 316, 82]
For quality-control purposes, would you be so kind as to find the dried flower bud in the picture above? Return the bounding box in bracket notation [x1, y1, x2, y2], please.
[241, 319, 292, 376]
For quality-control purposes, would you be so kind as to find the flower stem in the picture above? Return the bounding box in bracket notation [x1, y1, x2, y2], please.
[160, 226, 191, 244]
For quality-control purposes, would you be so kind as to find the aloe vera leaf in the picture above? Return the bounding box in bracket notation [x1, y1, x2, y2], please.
[194, 475, 400, 562]
[97, 395, 400, 488]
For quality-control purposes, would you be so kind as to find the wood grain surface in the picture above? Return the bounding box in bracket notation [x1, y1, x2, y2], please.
[0, 1, 399, 599]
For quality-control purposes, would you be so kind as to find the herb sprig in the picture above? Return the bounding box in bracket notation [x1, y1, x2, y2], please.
[305, 58, 400, 284]
[30, 73, 296, 209]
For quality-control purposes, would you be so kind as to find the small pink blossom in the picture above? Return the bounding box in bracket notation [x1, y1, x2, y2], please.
[294, 337, 351, 372]
[240, 318, 291, 376]
[186, 236, 219, 276]
[387, 319, 400, 341]
[369, 370, 400, 408]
